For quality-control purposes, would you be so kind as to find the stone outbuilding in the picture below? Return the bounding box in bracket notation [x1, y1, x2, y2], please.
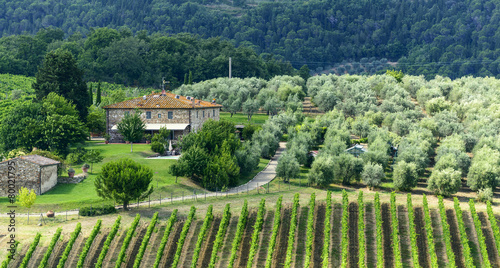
[0, 155, 60, 196]
[103, 90, 223, 143]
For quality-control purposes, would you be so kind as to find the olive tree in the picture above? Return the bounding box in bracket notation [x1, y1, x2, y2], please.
[427, 168, 462, 196]
[362, 162, 385, 188]
[276, 152, 300, 183]
[393, 161, 419, 191]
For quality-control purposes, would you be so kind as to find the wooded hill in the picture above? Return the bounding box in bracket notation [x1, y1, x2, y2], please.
[1, 0, 500, 79]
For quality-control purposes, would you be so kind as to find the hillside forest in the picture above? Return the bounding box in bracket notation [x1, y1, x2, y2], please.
[2, 0, 500, 80]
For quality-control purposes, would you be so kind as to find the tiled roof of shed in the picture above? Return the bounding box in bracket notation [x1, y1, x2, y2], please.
[20, 155, 60, 166]
[103, 92, 223, 109]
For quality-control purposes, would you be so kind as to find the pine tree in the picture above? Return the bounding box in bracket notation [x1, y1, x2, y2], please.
[96, 81, 102, 105]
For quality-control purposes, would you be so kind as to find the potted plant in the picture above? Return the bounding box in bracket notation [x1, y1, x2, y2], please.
[104, 134, 111, 144]
[68, 168, 75, 178]
[144, 134, 152, 144]
[82, 163, 90, 173]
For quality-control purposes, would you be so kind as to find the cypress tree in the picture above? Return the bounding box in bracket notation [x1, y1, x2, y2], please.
[184, 73, 188, 85]
[89, 83, 93, 105]
[96, 81, 102, 105]
[188, 71, 193, 85]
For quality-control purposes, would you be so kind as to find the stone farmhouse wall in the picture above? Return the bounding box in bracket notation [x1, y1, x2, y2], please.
[0, 159, 58, 196]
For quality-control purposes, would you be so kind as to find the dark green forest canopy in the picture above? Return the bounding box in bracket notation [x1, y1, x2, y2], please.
[1, 0, 500, 79]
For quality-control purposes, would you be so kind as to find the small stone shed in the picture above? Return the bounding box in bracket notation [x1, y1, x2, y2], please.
[0, 155, 60, 196]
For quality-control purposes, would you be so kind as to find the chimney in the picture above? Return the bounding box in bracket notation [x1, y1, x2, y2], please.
[143, 95, 147, 100]
[161, 89, 166, 96]
[192, 97, 195, 108]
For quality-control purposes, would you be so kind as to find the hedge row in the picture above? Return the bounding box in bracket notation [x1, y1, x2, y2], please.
[374, 193, 383, 268]
[358, 191, 365, 268]
[172, 206, 197, 268]
[229, 201, 249, 268]
[340, 190, 349, 268]
[406, 194, 420, 268]
[208, 203, 231, 268]
[79, 205, 116, 216]
[304, 193, 316, 268]
[114, 214, 141, 268]
[247, 198, 266, 268]
[153, 210, 178, 268]
[486, 201, 500, 261]
[19, 233, 41, 268]
[0, 241, 18, 268]
[38, 227, 62, 268]
[284, 193, 300, 268]
[95, 216, 122, 268]
[437, 196, 456, 267]
[422, 194, 438, 268]
[390, 192, 402, 268]
[453, 197, 474, 267]
[192, 205, 214, 268]
[133, 212, 159, 268]
[76, 220, 102, 268]
[469, 199, 490, 267]
[57, 222, 82, 268]
[265, 195, 283, 268]
[322, 191, 332, 268]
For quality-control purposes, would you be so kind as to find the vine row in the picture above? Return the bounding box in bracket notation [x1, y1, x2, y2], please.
[390, 192, 402, 268]
[358, 191, 365, 268]
[284, 193, 300, 268]
[57, 222, 82, 268]
[453, 197, 474, 267]
[247, 198, 266, 268]
[407, 194, 420, 268]
[38, 227, 62, 268]
[486, 201, 500, 260]
[468, 199, 490, 267]
[171, 206, 197, 268]
[19, 233, 41, 268]
[438, 196, 456, 267]
[96, 216, 122, 268]
[191, 205, 214, 268]
[340, 190, 349, 268]
[133, 212, 159, 268]
[114, 214, 141, 268]
[76, 219, 102, 268]
[374, 193, 383, 268]
[422, 194, 438, 268]
[304, 193, 316, 268]
[153, 210, 178, 268]
[265, 195, 283, 268]
[208, 203, 231, 268]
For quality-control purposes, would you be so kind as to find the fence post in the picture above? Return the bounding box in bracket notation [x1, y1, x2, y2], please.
[137, 198, 139, 208]
[149, 196, 150, 208]
[66, 210, 67, 221]
[267, 183, 269, 193]
[257, 184, 259, 194]
[182, 192, 184, 202]
[193, 190, 196, 201]
[171, 193, 173, 204]
[247, 184, 249, 194]
[160, 194, 161, 205]
[205, 192, 206, 201]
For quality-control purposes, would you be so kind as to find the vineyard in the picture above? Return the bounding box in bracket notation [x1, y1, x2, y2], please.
[4, 191, 500, 268]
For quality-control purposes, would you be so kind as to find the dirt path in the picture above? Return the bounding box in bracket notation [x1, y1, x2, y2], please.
[139, 225, 165, 268]
[65, 234, 85, 267]
[103, 229, 127, 268]
[84, 229, 109, 267]
[445, 209, 465, 268]
[293, 206, 308, 268]
[123, 225, 147, 268]
[430, 209, 449, 267]
[48, 239, 68, 268]
[365, 203, 377, 268]
[462, 211, 483, 268]
[237, 211, 257, 267]
[348, 202, 359, 268]
[478, 212, 500, 267]
[198, 217, 220, 268]
[178, 220, 202, 267]
[413, 207, 429, 267]
[397, 205, 413, 267]
[159, 221, 184, 268]
[312, 203, 325, 268]
[330, 203, 342, 268]
[216, 216, 238, 268]
[381, 203, 393, 268]
[9, 244, 28, 268]
[272, 206, 291, 268]
[255, 211, 274, 268]
[29, 245, 47, 267]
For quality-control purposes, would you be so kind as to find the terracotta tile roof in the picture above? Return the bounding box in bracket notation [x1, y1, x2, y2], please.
[103, 92, 223, 109]
[20, 155, 60, 166]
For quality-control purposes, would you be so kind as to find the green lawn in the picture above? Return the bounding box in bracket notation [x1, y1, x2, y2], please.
[220, 112, 269, 125]
[0, 141, 270, 212]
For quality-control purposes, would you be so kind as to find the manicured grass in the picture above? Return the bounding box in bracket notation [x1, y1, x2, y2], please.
[220, 112, 269, 125]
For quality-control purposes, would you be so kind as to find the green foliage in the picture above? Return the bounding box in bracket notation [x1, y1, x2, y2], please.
[386, 70, 404, 83]
[57, 222, 82, 268]
[374, 193, 384, 268]
[115, 214, 141, 268]
[340, 189, 349, 267]
[76, 220, 102, 268]
[438, 196, 456, 267]
[78, 205, 116, 216]
[228, 201, 248, 268]
[284, 193, 300, 268]
[133, 212, 159, 268]
[453, 198, 474, 267]
[487, 201, 500, 262]
[390, 193, 402, 268]
[265, 195, 283, 268]
[276, 152, 300, 183]
[393, 161, 419, 191]
[95, 158, 153, 210]
[358, 191, 366, 268]
[117, 110, 145, 149]
[304, 193, 315, 268]
[308, 154, 335, 187]
[192, 206, 214, 268]
[84, 149, 104, 173]
[153, 210, 177, 268]
[19, 233, 41, 268]
[361, 162, 384, 188]
[1, 241, 18, 268]
[95, 216, 121, 268]
[477, 188, 493, 203]
[322, 191, 332, 268]
[208, 204, 231, 268]
[422, 195, 438, 268]
[406, 194, 420, 268]
[467, 145, 500, 192]
[247, 198, 266, 268]
[427, 168, 462, 196]
[87, 105, 106, 134]
[16, 187, 36, 209]
[334, 153, 364, 184]
[38, 227, 62, 268]
[469, 199, 490, 267]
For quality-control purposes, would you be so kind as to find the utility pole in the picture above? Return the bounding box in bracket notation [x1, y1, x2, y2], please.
[229, 57, 232, 78]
